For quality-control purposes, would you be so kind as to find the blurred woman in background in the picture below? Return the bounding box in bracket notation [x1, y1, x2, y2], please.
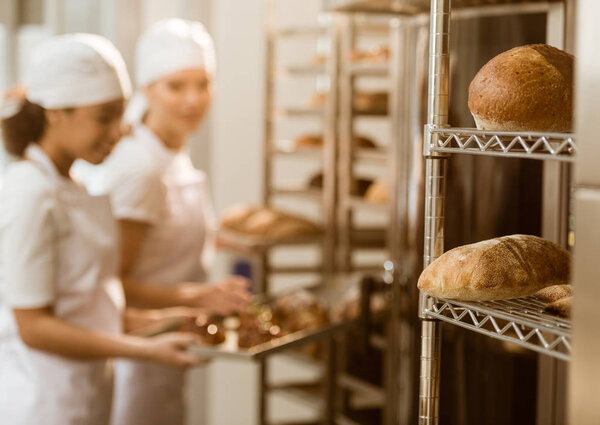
[94, 19, 249, 425]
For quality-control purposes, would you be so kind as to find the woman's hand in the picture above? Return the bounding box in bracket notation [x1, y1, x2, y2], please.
[182, 276, 251, 315]
[124, 306, 206, 334]
[142, 332, 203, 368]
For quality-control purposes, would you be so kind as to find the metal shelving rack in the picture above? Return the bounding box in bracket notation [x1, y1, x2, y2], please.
[260, 3, 338, 293]
[253, 3, 342, 425]
[330, 3, 432, 424]
[418, 1, 573, 424]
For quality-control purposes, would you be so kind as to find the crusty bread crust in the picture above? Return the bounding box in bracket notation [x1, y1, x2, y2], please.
[418, 234, 570, 301]
[544, 296, 572, 318]
[468, 44, 574, 133]
[535, 284, 573, 304]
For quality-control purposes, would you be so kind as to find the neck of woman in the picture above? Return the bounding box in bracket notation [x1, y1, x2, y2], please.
[144, 112, 187, 151]
[36, 138, 74, 178]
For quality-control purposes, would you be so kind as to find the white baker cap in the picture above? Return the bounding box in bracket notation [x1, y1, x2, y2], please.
[135, 18, 215, 87]
[25, 33, 131, 109]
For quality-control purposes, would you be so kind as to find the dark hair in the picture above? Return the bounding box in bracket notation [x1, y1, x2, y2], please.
[1, 100, 46, 157]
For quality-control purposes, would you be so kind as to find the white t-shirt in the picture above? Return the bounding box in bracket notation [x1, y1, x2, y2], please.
[96, 124, 215, 284]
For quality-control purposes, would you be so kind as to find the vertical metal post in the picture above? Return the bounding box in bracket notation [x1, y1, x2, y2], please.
[258, 3, 275, 423]
[538, 5, 569, 425]
[387, 15, 421, 425]
[323, 15, 341, 280]
[419, 0, 450, 423]
[258, 358, 268, 425]
[322, 336, 337, 425]
[336, 15, 355, 273]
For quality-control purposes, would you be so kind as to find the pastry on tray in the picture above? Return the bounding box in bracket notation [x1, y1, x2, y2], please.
[190, 315, 226, 345]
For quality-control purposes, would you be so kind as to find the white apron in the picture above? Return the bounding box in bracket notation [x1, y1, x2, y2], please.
[0, 145, 124, 425]
[107, 125, 215, 425]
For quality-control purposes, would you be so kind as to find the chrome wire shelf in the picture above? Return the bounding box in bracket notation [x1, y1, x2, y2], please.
[348, 62, 389, 77]
[273, 107, 324, 118]
[274, 26, 329, 38]
[428, 127, 576, 161]
[421, 294, 572, 361]
[277, 64, 327, 77]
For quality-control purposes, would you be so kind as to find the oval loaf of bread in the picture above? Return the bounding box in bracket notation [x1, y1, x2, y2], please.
[418, 234, 570, 301]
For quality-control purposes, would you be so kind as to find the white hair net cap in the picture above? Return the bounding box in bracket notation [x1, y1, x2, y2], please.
[25, 33, 131, 109]
[124, 19, 215, 124]
[135, 18, 215, 87]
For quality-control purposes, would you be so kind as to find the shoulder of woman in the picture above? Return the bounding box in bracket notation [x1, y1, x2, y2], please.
[3, 160, 55, 196]
[0, 161, 57, 223]
[105, 135, 159, 177]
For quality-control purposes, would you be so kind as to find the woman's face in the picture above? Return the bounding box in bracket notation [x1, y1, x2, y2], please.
[51, 99, 126, 165]
[144, 68, 212, 135]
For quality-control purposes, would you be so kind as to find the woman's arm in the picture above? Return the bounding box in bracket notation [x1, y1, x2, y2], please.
[119, 219, 250, 314]
[13, 307, 200, 367]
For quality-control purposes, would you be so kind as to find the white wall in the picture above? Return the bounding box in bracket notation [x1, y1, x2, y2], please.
[210, 0, 265, 213]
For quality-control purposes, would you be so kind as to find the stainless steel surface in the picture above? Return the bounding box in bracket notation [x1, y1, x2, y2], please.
[422, 295, 572, 361]
[418, 319, 441, 425]
[336, 14, 356, 272]
[429, 128, 576, 161]
[418, 0, 449, 422]
[569, 0, 600, 422]
[387, 15, 429, 425]
[537, 8, 569, 423]
[422, 158, 446, 269]
[323, 20, 342, 280]
[426, 0, 449, 129]
[569, 189, 600, 425]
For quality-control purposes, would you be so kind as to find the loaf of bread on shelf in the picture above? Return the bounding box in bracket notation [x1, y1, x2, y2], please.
[353, 91, 388, 114]
[418, 235, 570, 301]
[293, 133, 378, 150]
[544, 296, 572, 318]
[308, 172, 372, 197]
[293, 134, 323, 149]
[309, 91, 388, 114]
[535, 284, 573, 304]
[468, 44, 574, 132]
[364, 178, 388, 203]
[220, 204, 321, 241]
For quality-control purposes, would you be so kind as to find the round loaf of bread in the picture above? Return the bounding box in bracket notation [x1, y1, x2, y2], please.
[468, 44, 574, 133]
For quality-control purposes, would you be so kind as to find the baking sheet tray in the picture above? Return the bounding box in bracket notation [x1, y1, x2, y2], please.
[132, 281, 361, 361]
[188, 319, 352, 360]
